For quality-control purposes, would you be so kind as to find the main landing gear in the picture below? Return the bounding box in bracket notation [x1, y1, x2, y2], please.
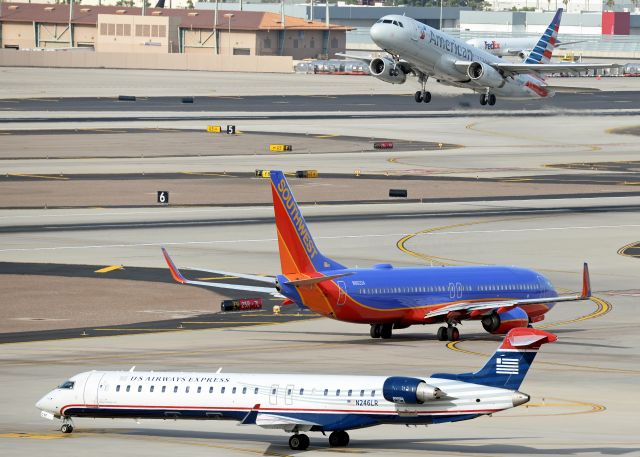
[289, 433, 310, 450]
[60, 418, 74, 434]
[480, 93, 496, 106]
[437, 325, 460, 342]
[414, 75, 431, 104]
[288, 431, 350, 450]
[370, 323, 393, 339]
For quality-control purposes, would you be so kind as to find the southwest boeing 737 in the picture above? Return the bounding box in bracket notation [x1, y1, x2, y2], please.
[342, 8, 615, 106]
[162, 171, 591, 341]
[37, 327, 556, 450]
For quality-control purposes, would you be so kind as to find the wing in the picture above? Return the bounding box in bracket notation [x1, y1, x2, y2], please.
[336, 52, 423, 77]
[543, 85, 601, 94]
[494, 61, 619, 76]
[161, 247, 283, 298]
[426, 263, 591, 319]
[254, 413, 319, 431]
[183, 267, 276, 284]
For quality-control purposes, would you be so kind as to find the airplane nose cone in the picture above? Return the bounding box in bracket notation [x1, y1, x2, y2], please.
[36, 394, 55, 413]
[370, 24, 384, 46]
[512, 391, 530, 407]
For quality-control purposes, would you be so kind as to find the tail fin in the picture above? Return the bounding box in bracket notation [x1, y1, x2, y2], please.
[524, 8, 563, 64]
[269, 171, 346, 275]
[432, 328, 557, 390]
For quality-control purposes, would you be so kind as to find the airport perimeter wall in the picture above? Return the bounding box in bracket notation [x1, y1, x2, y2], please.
[0, 50, 294, 73]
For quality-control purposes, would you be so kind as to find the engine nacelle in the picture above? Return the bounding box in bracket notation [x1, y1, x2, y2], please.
[382, 377, 443, 404]
[369, 58, 407, 85]
[466, 61, 505, 89]
[517, 51, 530, 60]
[481, 306, 529, 334]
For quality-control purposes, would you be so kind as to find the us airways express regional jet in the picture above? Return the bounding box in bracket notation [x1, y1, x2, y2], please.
[162, 171, 591, 341]
[37, 327, 555, 450]
[343, 8, 615, 106]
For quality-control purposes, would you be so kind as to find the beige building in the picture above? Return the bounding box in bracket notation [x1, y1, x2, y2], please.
[0, 2, 350, 59]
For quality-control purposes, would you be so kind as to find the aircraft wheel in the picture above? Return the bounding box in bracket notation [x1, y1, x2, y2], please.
[329, 430, 350, 447]
[446, 327, 460, 341]
[423, 91, 432, 103]
[480, 94, 488, 106]
[370, 324, 381, 338]
[380, 324, 393, 339]
[289, 434, 310, 450]
[488, 94, 496, 106]
[61, 423, 73, 434]
[414, 91, 423, 103]
[437, 326, 448, 341]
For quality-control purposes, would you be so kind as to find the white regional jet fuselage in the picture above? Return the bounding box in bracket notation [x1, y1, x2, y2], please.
[36, 328, 556, 450]
[370, 15, 548, 100]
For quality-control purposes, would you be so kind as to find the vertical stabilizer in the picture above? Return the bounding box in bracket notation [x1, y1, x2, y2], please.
[269, 171, 346, 274]
[524, 8, 563, 64]
[431, 328, 557, 390]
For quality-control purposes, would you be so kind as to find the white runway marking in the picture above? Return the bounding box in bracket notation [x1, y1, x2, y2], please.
[0, 224, 638, 253]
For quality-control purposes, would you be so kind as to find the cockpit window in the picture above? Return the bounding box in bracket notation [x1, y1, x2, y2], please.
[58, 381, 75, 390]
[382, 19, 392, 24]
[398, 21, 404, 28]
[376, 19, 383, 23]
[392, 20, 398, 25]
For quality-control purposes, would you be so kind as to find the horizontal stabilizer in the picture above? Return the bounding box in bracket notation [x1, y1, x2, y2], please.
[285, 272, 353, 287]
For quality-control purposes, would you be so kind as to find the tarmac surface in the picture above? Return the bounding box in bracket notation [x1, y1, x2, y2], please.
[1, 69, 639, 456]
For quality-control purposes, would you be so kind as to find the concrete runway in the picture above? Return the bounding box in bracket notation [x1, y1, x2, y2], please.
[1, 69, 639, 456]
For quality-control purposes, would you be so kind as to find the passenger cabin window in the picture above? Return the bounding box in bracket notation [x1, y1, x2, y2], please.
[299, 388, 304, 395]
[58, 381, 75, 390]
[221, 387, 226, 394]
[254, 387, 259, 394]
[287, 388, 292, 396]
[197, 387, 201, 394]
[116, 385, 120, 392]
[209, 387, 214, 394]
[174, 386, 178, 393]
[150, 386, 154, 393]
[348, 389, 352, 397]
[371, 390, 376, 397]
[126, 385, 131, 392]
[138, 385, 142, 393]
[232, 387, 237, 394]
[186, 386, 190, 393]
[242, 387, 247, 394]
[271, 388, 276, 395]
[336, 389, 341, 396]
[324, 389, 328, 396]
[162, 386, 166, 393]
[360, 389, 365, 397]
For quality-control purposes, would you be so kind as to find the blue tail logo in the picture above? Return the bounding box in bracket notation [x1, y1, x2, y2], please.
[525, 8, 563, 65]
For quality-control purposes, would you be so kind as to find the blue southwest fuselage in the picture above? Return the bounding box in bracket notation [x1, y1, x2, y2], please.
[277, 265, 557, 329]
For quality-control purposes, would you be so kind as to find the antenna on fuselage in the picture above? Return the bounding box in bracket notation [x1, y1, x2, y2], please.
[129, 366, 136, 372]
[216, 367, 223, 373]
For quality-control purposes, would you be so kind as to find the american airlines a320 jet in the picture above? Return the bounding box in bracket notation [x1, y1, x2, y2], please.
[342, 8, 616, 106]
[37, 327, 556, 450]
[162, 171, 592, 341]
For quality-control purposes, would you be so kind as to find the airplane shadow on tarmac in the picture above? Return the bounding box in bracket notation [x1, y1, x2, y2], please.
[76, 427, 639, 455]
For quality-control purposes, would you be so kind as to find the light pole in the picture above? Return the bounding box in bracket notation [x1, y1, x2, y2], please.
[224, 13, 234, 56]
[439, 0, 443, 30]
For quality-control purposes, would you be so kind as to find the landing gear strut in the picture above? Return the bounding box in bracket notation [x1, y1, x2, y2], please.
[289, 433, 310, 450]
[414, 75, 431, 104]
[437, 325, 460, 341]
[60, 418, 74, 434]
[370, 323, 393, 339]
[329, 430, 350, 447]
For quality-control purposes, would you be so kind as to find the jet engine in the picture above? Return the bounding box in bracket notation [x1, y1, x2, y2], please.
[369, 58, 407, 84]
[481, 306, 529, 334]
[466, 61, 505, 88]
[382, 377, 443, 404]
[517, 51, 530, 60]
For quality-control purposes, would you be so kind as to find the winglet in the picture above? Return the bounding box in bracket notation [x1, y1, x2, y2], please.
[581, 262, 591, 298]
[161, 247, 186, 284]
[240, 404, 261, 425]
[499, 327, 557, 350]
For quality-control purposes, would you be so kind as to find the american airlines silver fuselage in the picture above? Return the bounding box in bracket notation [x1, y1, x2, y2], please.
[371, 15, 550, 99]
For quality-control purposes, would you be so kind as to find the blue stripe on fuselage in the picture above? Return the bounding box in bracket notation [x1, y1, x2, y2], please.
[322, 265, 557, 312]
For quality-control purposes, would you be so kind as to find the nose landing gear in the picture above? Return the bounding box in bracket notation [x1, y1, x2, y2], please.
[60, 418, 74, 434]
[480, 93, 496, 106]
